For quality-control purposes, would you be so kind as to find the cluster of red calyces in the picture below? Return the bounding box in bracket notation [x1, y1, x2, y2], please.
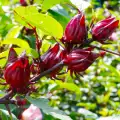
[62, 13, 119, 46]
[2, 9, 119, 94]
[4, 48, 30, 93]
[60, 12, 119, 76]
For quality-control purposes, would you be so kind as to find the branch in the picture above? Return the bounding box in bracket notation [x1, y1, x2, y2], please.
[0, 90, 15, 100]
[30, 60, 65, 82]
[91, 45, 120, 56]
[0, 99, 15, 104]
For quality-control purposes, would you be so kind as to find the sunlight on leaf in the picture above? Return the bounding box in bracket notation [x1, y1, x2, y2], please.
[14, 6, 63, 38]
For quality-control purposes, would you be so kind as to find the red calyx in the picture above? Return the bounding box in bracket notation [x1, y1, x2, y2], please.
[41, 44, 63, 78]
[62, 13, 87, 44]
[64, 48, 100, 76]
[16, 96, 27, 106]
[20, 0, 27, 6]
[4, 48, 30, 93]
[20, 0, 34, 6]
[91, 16, 119, 44]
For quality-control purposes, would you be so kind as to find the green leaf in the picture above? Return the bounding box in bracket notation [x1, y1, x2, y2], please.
[5, 26, 22, 39]
[0, 48, 38, 59]
[0, 91, 5, 97]
[26, 97, 72, 120]
[0, 58, 6, 68]
[41, 0, 70, 12]
[102, 62, 120, 78]
[55, 80, 81, 94]
[78, 108, 98, 119]
[14, 6, 63, 38]
[2, 38, 30, 49]
[0, 109, 17, 120]
[48, 8, 69, 30]
[77, 102, 96, 110]
[97, 115, 120, 120]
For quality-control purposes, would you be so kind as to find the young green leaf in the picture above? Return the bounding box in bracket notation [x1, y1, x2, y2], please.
[14, 6, 63, 38]
[2, 38, 30, 49]
[41, 0, 70, 12]
[5, 26, 22, 39]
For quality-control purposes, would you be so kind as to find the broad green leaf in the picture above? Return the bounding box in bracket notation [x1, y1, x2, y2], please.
[14, 6, 63, 38]
[55, 80, 81, 94]
[78, 108, 98, 119]
[34, 0, 43, 4]
[5, 26, 22, 39]
[51, 5, 70, 18]
[26, 97, 72, 120]
[0, 109, 17, 120]
[97, 115, 120, 120]
[0, 48, 38, 59]
[2, 38, 30, 49]
[0, 58, 6, 68]
[0, 48, 38, 67]
[48, 8, 69, 30]
[41, 0, 70, 11]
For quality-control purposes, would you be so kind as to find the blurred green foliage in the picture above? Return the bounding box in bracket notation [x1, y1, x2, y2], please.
[0, 0, 120, 120]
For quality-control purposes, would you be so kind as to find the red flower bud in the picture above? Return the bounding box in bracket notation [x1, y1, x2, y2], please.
[41, 44, 63, 78]
[20, 0, 34, 6]
[4, 48, 30, 93]
[92, 16, 119, 43]
[16, 98, 27, 106]
[20, 0, 27, 6]
[62, 13, 87, 44]
[64, 48, 100, 75]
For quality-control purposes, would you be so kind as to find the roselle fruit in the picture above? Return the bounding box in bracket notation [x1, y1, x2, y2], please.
[64, 48, 102, 75]
[62, 13, 87, 44]
[20, 0, 27, 6]
[41, 44, 63, 78]
[91, 16, 119, 43]
[4, 48, 30, 93]
[20, 0, 34, 6]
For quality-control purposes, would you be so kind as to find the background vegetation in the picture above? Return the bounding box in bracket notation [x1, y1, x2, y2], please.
[0, 0, 120, 120]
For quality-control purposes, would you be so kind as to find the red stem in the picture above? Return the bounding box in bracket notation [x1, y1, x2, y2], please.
[0, 91, 16, 104]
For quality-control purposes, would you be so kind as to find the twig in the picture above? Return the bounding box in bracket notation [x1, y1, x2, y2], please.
[0, 91, 15, 100]
[91, 45, 120, 56]
[0, 99, 15, 104]
[30, 60, 64, 82]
